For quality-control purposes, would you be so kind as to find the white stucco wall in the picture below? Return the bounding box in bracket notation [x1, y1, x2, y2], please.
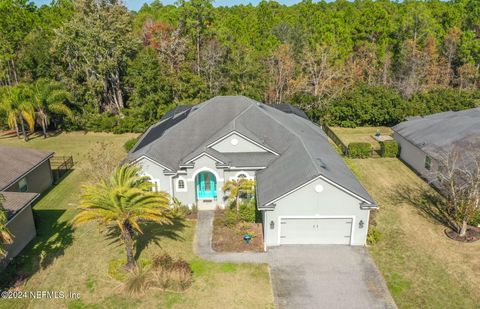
[263, 178, 371, 246]
[137, 157, 173, 195]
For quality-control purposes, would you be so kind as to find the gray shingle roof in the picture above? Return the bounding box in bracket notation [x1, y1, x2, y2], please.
[1, 191, 38, 221]
[0, 145, 54, 191]
[128, 96, 375, 206]
[392, 107, 480, 157]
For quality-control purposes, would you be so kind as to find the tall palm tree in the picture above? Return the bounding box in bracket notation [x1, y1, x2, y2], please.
[73, 165, 172, 269]
[32, 79, 73, 138]
[222, 179, 256, 212]
[0, 194, 13, 258]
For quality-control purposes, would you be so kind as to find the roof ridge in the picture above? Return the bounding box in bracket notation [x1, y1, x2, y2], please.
[253, 104, 322, 174]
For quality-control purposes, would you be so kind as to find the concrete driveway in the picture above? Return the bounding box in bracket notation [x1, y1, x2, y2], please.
[269, 245, 397, 309]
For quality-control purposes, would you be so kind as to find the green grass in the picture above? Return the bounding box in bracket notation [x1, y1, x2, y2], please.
[346, 157, 480, 308]
[0, 132, 273, 309]
[331, 126, 392, 150]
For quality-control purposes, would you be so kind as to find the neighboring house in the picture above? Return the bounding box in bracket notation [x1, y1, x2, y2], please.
[127, 96, 377, 248]
[393, 108, 480, 180]
[0, 145, 54, 265]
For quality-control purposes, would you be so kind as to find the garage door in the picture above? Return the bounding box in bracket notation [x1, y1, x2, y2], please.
[280, 217, 353, 245]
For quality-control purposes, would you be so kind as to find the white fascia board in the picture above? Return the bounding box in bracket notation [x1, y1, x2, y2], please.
[131, 155, 173, 172]
[206, 130, 279, 156]
[228, 166, 266, 170]
[184, 152, 225, 164]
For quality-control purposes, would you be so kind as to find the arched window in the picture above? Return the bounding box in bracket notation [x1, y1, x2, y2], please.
[178, 179, 185, 189]
[177, 177, 187, 192]
[237, 173, 247, 179]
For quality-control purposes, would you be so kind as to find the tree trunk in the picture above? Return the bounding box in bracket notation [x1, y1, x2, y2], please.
[13, 117, 20, 139]
[19, 113, 28, 142]
[459, 220, 468, 237]
[42, 115, 48, 139]
[123, 227, 136, 270]
[235, 194, 240, 213]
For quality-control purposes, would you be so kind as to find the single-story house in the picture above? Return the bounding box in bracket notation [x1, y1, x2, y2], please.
[0, 145, 54, 265]
[393, 107, 480, 180]
[127, 96, 377, 248]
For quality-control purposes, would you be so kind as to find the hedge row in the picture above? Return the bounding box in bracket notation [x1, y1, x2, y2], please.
[380, 140, 399, 157]
[347, 143, 372, 158]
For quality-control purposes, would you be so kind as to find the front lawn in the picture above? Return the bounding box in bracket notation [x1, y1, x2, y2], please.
[346, 157, 480, 308]
[0, 132, 273, 309]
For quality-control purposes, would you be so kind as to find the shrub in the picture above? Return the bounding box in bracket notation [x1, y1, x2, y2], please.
[124, 266, 152, 296]
[468, 211, 480, 227]
[150, 253, 193, 292]
[152, 253, 174, 270]
[224, 208, 240, 227]
[348, 142, 372, 158]
[238, 200, 256, 223]
[124, 138, 138, 152]
[380, 140, 399, 157]
[367, 227, 383, 245]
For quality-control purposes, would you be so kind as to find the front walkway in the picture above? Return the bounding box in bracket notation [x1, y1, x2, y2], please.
[194, 210, 397, 309]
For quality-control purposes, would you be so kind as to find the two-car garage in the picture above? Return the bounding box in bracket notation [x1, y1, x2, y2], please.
[279, 217, 354, 245]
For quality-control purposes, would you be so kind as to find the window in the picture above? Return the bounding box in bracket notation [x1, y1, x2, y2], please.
[178, 180, 185, 189]
[204, 173, 211, 191]
[425, 155, 432, 170]
[177, 178, 187, 191]
[19, 177, 28, 192]
[237, 173, 247, 179]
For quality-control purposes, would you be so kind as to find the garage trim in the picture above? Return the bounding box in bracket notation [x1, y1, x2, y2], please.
[277, 215, 355, 245]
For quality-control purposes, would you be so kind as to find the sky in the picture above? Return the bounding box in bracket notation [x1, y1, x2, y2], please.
[33, 0, 306, 12]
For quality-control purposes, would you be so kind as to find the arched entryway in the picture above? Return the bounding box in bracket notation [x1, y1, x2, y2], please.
[196, 171, 217, 199]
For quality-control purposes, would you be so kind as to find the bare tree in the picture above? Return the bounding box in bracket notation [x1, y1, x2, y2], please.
[301, 44, 342, 98]
[265, 44, 294, 104]
[433, 139, 480, 237]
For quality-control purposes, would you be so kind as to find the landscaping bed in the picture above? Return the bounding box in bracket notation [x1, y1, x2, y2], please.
[445, 227, 480, 243]
[213, 209, 264, 252]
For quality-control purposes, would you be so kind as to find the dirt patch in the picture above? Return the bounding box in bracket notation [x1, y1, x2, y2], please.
[445, 227, 480, 243]
[212, 210, 264, 252]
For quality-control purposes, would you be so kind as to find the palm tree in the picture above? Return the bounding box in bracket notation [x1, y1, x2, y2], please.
[32, 79, 73, 138]
[0, 85, 35, 141]
[222, 179, 256, 212]
[0, 194, 13, 258]
[73, 165, 172, 270]
[0, 87, 20, 138]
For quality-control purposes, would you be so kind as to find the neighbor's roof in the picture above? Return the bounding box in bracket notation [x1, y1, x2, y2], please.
[1, 191, 38, 222]
[0, 145, 54, 191]
[127, 96, 374, 206]
[392, 107, 480, 157]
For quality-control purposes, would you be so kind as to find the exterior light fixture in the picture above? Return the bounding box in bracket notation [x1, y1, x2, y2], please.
[359, 220, 364, 229]
[270, 220, 275, 230]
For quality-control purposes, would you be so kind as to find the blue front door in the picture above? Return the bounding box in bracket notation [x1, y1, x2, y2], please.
[196, 172, 217, 199]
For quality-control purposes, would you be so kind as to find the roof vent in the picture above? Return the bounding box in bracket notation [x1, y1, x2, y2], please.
[317, 158, 327, 169]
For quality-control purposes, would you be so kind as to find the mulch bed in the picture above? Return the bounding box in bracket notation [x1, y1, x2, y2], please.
[445, 226, 480, 243]
[212, 209, 264, 252]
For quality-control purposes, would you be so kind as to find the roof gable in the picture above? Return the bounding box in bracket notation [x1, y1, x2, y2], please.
[208, 131, 278, 154]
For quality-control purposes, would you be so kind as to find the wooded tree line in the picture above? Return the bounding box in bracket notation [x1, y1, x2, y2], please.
[0, 0, 479, 134]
